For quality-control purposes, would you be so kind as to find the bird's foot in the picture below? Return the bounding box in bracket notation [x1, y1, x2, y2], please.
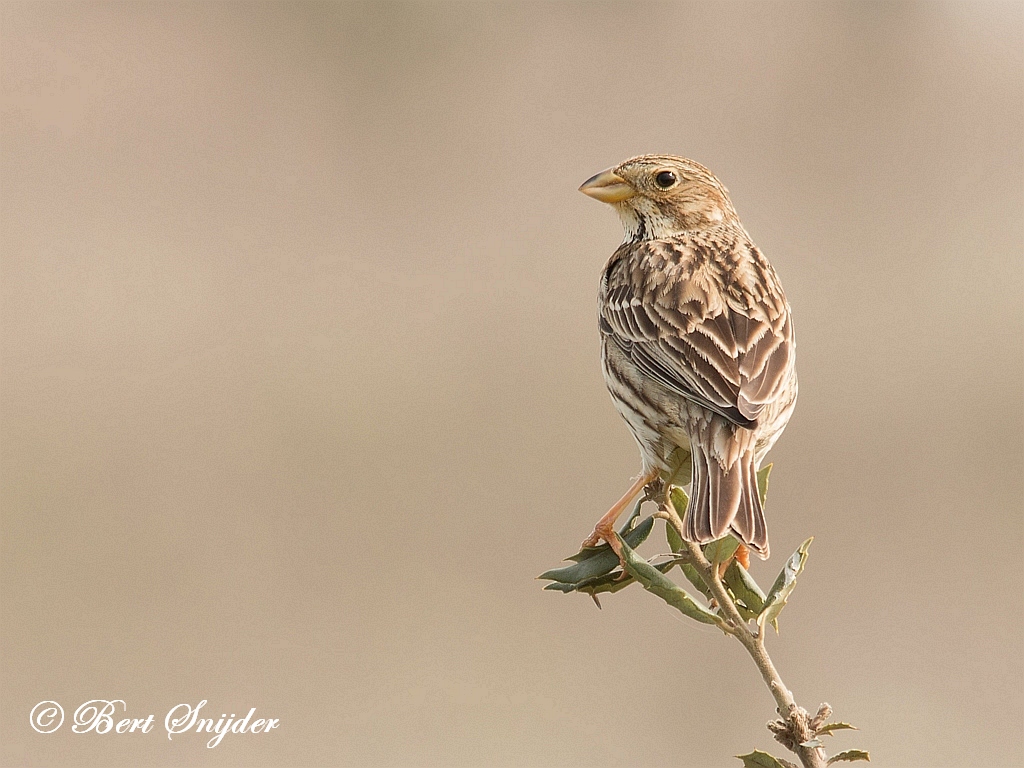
[735, 543, 750, 570]
[581, 468, 659, 572]
[581, 521, 629, 574]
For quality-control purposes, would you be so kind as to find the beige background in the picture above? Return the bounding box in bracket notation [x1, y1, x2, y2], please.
[2, 2, 1022, 766]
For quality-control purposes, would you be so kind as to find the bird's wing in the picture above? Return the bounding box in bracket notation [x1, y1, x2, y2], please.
[600, 240, 794, 429]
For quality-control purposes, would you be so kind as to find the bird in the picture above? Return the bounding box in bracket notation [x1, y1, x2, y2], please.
[578, 155, 797, 564]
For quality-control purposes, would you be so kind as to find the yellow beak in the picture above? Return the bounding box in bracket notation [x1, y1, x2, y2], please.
[579, 168, 636, 204]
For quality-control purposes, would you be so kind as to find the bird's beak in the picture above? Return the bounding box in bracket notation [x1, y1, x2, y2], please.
[579, 168, 636, 204]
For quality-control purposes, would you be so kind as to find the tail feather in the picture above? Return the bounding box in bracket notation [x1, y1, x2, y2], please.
[730, 457, 769, 558]
[685, 447, 769, 559]
[687, 448, 712, 543]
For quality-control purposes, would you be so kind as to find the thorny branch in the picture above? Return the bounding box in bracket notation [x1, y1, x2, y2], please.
[657, 504, 829, 768]
[541, 478, 868, 767]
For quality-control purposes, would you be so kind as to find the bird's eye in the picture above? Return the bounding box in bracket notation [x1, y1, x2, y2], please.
[654, 170, 677, 189]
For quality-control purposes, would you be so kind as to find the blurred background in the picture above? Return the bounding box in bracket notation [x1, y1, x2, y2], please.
[2, 2, 1021, 766]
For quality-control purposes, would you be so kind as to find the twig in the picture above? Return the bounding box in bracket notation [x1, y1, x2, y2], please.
[660, 507, 828, 768]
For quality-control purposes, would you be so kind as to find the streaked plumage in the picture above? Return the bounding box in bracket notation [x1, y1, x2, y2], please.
[580, 155, 797, 559]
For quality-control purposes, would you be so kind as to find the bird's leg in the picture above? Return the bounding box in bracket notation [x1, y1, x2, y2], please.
[582, 469, 660, 564]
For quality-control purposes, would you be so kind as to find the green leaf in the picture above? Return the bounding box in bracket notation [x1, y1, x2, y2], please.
[665, 468, 771, 564]
[678, 561, 713, 600]
[672, 483, 743, 567]
[724, 560, 767, 613]
[703, 534, 740, 565]
[732, 603, 759, 622]
[668, 486, 689, 520]
[566, 501, 643, 562]
[543, 582, 577, 593]
[817, 722, 858, 736]
[538, 507, 652, 586]
[663, 486, 718, 602]
[828, 750, 870, 764]
[574, 559, 675, 597]
[665, 447, 693, 486]
[666, 513, 684, 553]
[756, 463, 773, 506]
[736, 749, 797, 768]
[662, 488, 714, 599]
[617, 535, 724, 627]
[757, 537, 813, 631]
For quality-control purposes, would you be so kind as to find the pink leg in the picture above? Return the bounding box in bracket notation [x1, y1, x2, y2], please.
[581, 469, 660, 561]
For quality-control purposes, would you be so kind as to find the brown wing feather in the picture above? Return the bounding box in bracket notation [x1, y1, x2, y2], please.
[600, 235, 793, 429]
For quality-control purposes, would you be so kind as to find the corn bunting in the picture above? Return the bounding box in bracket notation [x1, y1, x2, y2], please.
[579, 155, 797, 562]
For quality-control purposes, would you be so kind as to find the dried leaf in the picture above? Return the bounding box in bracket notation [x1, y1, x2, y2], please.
[617, 535, 723, 627]
[736, 749, 796, 768]
[817, 722, 858, 737]
[828, 750, 870, 764]
[809, 703, 834, 732]
[757, 537, 813, 632]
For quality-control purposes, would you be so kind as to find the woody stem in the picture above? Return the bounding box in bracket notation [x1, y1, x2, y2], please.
[662, 506, 827, 768]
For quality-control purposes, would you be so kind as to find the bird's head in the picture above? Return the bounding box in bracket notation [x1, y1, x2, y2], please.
[579, 155, 738, 241]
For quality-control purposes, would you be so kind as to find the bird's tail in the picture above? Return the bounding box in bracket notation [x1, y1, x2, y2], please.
[685, 446, 769, 559]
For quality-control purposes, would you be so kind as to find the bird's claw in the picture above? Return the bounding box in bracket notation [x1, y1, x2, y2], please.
[581, 523, 629, 574]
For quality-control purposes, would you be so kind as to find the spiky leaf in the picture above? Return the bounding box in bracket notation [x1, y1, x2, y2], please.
[566, 501, 643, 562]
[736, 749, 797, 768]
[817, 722, 858, 737]
[716, 512, 770, 624]
[679, 561, 713, 600]
[538, 507, 652, 586]
[757, 537, 813, 631]
[724, 560, 767, 613]
[574, 559, 675, 597]
[828, 750, 870, 764]
[756, 463, 773, 506]
[617, 535, 724, 628]
[543, 582, 577, 593]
